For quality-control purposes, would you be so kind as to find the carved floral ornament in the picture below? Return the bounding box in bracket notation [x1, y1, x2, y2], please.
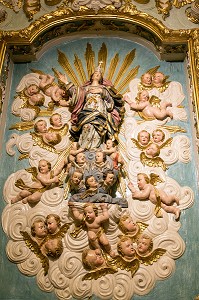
[0, 0, 198, 23]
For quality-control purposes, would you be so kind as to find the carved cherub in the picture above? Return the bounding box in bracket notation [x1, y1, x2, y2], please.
[124, 90, 173, 121]
[68, 142, 84, 163]
[135, 234, 166, 265]
[68, 169, 85, 195]
[118, 214, 148, 241]
[68, 202, 115, 257]
[81, 248, 117, 280]
[151, 129, 173, 148]
[131, 130, 151, 151]
[48, 113, 69, 137]
[128, 173, 180, 220]
[140, 142, 167, 171]
[112, 236, 140, 277]
[103, 139, 124, 170]
[11, 159, 66, 205]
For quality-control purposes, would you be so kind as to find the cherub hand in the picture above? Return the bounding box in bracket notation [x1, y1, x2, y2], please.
[53, 176, 60, 183]
[57, 71, 68, 84]
[123, 95, 131, 104]
[128, 182, 135, 192]
[100, 203, 108, 209]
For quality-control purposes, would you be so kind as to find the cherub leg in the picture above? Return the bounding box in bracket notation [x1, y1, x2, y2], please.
[99, 234, 115, 257]
[160, 191, 180, 205]
[87, 231, 101, 249]
[23, 191, 42, 204]
[153, 108, 173, 120]
[161, 203, 181, 221]
[11, 190, 32, 204]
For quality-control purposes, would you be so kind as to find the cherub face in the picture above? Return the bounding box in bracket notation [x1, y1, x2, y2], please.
[120, 238, 135, 258]
[35, 120, 47, 133]
[141, 73, 152, 86]
[138, 131, 150, 145]
[76, 153, 86, 164]
[86, 176, 98, 189]
[26, 84, 39, 96]
[71, 172, 83, 185]
[153, 72, 164, 85]
[46, 216, 59, 234]
[137, 237, 151, 255]
[95, 152, 104, 163]
[29, 93, 43, 105]
[122, 217, 137, 233]
[152, 131, 164, 143]
[34, 221, 47, 238]
[44, 132, 58, 143]
[51, 114, 62, 127]
[39, 160, 50, 174]
[145, 144, 159, 157]
[137, 174, 147, 190]
[106, 139, 113, 149]
[84, 205, 96, 221]
[104, 173, 115, 186]
[86, 249, 104, 268]
[139, 90, 149, 102]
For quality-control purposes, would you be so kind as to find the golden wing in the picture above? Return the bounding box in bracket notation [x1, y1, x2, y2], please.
[159, 137, 173, 149]
[30, 132, 57, 153]
[140, 152, 167, 171]
[20, 231, 49, 275]
[25, 166, 38, 181]
[149, 173, 164, 186]
[131, 138, 143, 150]
[173, 0, 194, 7]
[82, 266, 117, 281]
[113, 255, 140, 277]
[136, 248, 166, 265]
[146, 66, 160, 76]
[149, 95, 161, 107]
[136, 222, 149, 233]
[53, 223, 72, 239]
[9, 121, 34, 131]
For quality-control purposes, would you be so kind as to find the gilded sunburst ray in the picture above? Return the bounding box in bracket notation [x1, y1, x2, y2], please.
[117, 65, 140, 93]
[74, 54, 87, 85]
[98, 42, 107, 76]
[106, 53, 119, 82]
[114, 49, 136, 88]
[57, 50, 80, 86]
[85, 43, 95, 79]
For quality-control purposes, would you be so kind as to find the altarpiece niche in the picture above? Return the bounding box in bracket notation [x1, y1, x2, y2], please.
[1, 37, 195, 300]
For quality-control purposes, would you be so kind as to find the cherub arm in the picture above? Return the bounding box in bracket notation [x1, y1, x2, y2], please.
[128, 182, 151, 200]
[36, 173, 59, 186]
[53, 158, 68, 176]
[98, 203, 109, 223]
[56, 71, 69, 85]
[103, 147, 117, 155]
[68, 202, 84, 221]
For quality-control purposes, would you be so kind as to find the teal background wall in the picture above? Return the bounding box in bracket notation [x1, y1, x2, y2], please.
[0, 37, 198, 300]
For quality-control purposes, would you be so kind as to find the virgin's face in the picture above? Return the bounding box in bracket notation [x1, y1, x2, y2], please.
[91, 71, 102, 82]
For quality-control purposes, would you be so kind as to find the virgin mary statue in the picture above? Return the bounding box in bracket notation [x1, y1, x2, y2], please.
[57, 64, 124, 150]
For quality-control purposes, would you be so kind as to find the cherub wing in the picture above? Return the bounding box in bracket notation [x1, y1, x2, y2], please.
[136, 248, 166, 266]
[112, 255, 140, 277]
[25, 166, 38, 181]
[149, 95, 161, 107]
[159, 137, 173, 149]
[82, 266, 118, 281]
[9, 121, 35, 131]
[30, 68, 45, 75]
[52, 223, 72, 239]
[131, 138, 144, 150]
[30, 132, 57, 153]
[136, 222, 149, 233]
[140, 152, 167, 171]
[149, 173, 164, 186]
[48, 124, 69, 137]
[146, 66, 160, 76]
[20, 231, 49, 275]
